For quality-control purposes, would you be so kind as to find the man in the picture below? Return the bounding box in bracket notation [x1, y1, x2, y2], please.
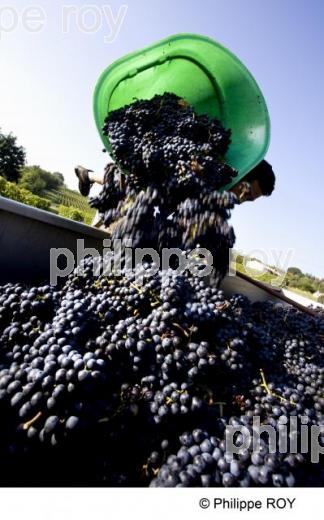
[230, 160, 276, 202]
[75, 159, 275, 203]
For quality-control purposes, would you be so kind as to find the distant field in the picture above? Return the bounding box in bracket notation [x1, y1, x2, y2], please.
[43, 187, 96, 225]
[234, 261, 319, 304]
[44, 187, 95, 213]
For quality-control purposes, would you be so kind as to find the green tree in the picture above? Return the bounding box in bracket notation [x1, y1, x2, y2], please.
[19, 167, 47, 195]
[318, 281, 324, 293]
[296, 276, 316, 294]
[19, 166, 65, 195]
[0, 129, 26, 182]
[287, 267, 302, 276]
[40, 170, 65, 191]
[51, 172, 65, 188]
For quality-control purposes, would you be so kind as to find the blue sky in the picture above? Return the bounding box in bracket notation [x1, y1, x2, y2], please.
[0, 0, 323, 277]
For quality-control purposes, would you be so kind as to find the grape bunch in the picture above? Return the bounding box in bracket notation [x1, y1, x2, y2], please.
[0, 94, 322, 487]
[90, 93, 238, 281]
[0, 259, 323, 486]
[103, 93, 235, 189]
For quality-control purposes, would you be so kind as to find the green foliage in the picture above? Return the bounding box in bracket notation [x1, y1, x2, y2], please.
[18, 166, 94, 223]
[45, 187, 93, 212]
[295, 276, 316, 294]
[255, 272, 278, 285]
[285, 271, 317, 294]
[19, 168, 46, 195]
[236, 254, 244, 264]
[287, 267, 302, 276]
[19, 166, 65, 195]
[46, 187, 95, 224]
[0, 130, 93, 225]
[0, 175, 50, 210]
[0, 129, 26, 182]
[82, 212, 94, 225]
[51, 172, 65, 187]
[236, 257, 322, 298]
[58, 204, 90, 223]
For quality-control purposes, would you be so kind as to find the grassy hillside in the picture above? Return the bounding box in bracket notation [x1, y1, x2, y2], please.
[44, 187, 94, 212]
[234, 256, 323, 304]
[44, 187, 96, 224]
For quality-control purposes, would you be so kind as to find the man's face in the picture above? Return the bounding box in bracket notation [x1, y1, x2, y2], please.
[231, 180, 262, 203]
[249, 180, 263, 201]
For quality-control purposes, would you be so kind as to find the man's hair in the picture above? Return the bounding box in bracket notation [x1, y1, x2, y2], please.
[244, 160, 276, 196]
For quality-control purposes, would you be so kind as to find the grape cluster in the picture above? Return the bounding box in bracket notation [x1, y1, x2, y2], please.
[0, 94, 322, 486]
[90, 93, 238, 280]
[103, 93, 235, 190]
[0, 260, 323, 486]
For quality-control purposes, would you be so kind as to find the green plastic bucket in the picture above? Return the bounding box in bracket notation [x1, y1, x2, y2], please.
[93, 33, 270, 189]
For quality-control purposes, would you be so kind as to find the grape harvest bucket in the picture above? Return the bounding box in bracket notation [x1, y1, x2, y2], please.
[93, 33, 270, 190]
